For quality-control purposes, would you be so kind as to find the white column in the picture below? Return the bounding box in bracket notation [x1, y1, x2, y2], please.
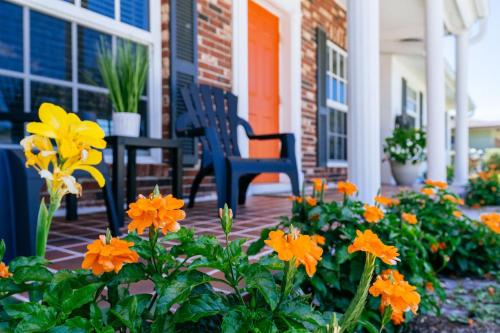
[454, 32, 469, 186]
[347, 0, 380, 203]
[425, 0, 447, 181]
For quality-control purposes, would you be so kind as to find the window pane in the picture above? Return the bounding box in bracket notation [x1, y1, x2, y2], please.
[339, 55, 345, 79]
[328, 136, 335, 160]
[329, 109, 335, 133]
[31, 81, 72, 112]
[0, 0, 23, 72]
[332, 78, 338, 101]
[121, 0, 149, 30]
[30, 11, 72, 81]
[330, 50, 337, 74]
[339, 82, 346, 104]
[81, 0, 114, 18]
[326, 76, 331, 101]
[0, 76, 24, 143]
[78, 89, 112, 135]
[78, 26, 112, 86]
[0, 76, 23, 113]
[138, 99, 148, 136]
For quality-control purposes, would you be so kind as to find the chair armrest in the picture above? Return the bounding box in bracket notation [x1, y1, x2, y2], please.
[249, 133, 296, 160]
[176, 127, 206, 138]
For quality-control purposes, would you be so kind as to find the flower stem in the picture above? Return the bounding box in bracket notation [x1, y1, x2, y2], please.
[225, 233, 245, 305]
[36, 194, 61, 258]
[339, 254, 376, 333]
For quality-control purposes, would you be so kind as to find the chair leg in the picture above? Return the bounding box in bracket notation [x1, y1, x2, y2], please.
[238, 174, 257, 205]
[228, 172, 239, 216]
[189, 169, 206, 208]
[288, 169, 300, 196]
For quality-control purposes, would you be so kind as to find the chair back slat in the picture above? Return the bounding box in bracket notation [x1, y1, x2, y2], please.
[179, 83, 244, 158]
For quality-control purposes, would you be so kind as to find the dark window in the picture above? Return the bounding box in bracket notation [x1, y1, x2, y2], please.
[328, 109, 347, 161]
[81, 0, 114, 18]
[30, 11, 72, 81]
[78, 26, 112, 86]
[0, 0, 23, 72]
[78, 89, 112, 135]
[31, 81, 72, 112]
[121, 0, 149, 30]
[0, 76, 24, 143]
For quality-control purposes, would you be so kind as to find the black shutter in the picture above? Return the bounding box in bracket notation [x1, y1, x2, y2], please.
[170, 0, 198, 165]
[316, 28, 328, 167]
[401, 78, 407, 116]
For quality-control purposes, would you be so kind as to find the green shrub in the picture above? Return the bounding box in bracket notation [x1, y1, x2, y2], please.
[383, 128, 426, 164]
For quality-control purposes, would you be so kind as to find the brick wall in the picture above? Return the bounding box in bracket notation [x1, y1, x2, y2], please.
[301, 0, 347, 181]
[77, 0, 348, 208]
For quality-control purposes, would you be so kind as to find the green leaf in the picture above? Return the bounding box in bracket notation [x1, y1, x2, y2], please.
[155, 270, 212, 315]
[48, 317, 92, 333]
[243, 264, 279, 310]
[9, 304, 57, 333]
[9, 256, 49, 272]
[280, 301, 326, 327]
[109, 294, 151, 331]
[12, 266, 53, 284]
[221, 308, 251, 333]
[110, 263, 146, 285]
[61, 282, 103, 315]
[174, 293, 227, 323]
[0, 240, 6, 261]
[357, 319, 379, 333]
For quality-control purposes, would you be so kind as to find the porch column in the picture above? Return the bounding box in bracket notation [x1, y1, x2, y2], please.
[425, 0, 447, 181]
[454, 32, 469, 186]
[347, 0, 380, 202]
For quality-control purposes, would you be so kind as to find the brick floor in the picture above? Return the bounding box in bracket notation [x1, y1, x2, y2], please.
[48, 188, 400, 293]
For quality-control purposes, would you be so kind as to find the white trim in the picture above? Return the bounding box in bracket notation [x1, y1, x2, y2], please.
[327, 161, 348, 168]
[232, 0, 302, 192]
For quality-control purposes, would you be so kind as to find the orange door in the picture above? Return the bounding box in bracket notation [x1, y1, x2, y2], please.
[248, 0, 280, 183]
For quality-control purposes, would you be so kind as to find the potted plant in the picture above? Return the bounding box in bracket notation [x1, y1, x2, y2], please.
[384, 127, 426, 186]
[97, 41, 149, 137]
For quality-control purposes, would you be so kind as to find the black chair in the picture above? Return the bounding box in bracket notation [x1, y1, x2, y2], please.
[177, 84, 300, 215]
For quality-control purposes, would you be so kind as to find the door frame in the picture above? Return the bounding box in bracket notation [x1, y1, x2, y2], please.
[232, 0, 302, 194]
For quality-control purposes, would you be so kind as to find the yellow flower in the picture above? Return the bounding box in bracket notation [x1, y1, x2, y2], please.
[265, 229, 323, 277]
[22, 104, 106, 197]
[311, 178, 327, 192]
[337, 181, 358, 196]
[480, 213, 500, 233]
[0, 262, 12, 279]
[82, 235, 139, 275]
[402, 213, 417, 225]
[425, 179, 448, 190]
[27, 103, 106, 158]
[127, 193, 186, 235]
[363, 204, 384, 223]
[369, 269, 420, 325]
[348, 230, 400, 265]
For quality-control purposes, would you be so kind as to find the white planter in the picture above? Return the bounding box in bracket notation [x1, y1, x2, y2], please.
[112, 112, 141, 137]
[390, 160, 423, 186]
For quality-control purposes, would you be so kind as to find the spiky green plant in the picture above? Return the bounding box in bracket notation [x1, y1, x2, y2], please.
[97, 40, 149, 113]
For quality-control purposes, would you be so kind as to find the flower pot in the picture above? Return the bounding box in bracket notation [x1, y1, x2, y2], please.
[390, 160, 422, 186]
[112, 112, 141, 137]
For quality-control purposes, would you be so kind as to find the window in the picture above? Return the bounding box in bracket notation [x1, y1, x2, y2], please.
[403, 81, 419, 128]
[326, 41, 348, 163]
[0, 0, 157, 145]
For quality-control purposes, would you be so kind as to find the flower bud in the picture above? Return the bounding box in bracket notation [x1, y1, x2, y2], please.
[219, 204, 233, 235]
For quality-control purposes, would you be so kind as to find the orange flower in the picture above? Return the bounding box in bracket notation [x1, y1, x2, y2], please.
[288, 196, 303, 204]
[82, 235, 139, 275]
[375, 195, 396, 206]
[453, 210, 463, 219]
[306, 196, 317, 206]
[363, 204, 384, 223]
[337, 181, 358, 196]
[420, 188, 434, 196]
[265, 229, 323, 277]
[438, 242, 446, 250]
[369, 269, 421, 325]
[430, 243, 438, 253]
[480, 213, 500, 234]
[0, 262, 12, 278]
[425, 282, 434, 292]
[402, 213, 417, 225]
[425, 180, 448, 190]
[492, 186, 497, 192]
[443, 194, 460, 205]
[312, 234, 326, 245]
[311, 178, 327, 192]
[127, 194, 185, 235]
[348, 230, 400, 265]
